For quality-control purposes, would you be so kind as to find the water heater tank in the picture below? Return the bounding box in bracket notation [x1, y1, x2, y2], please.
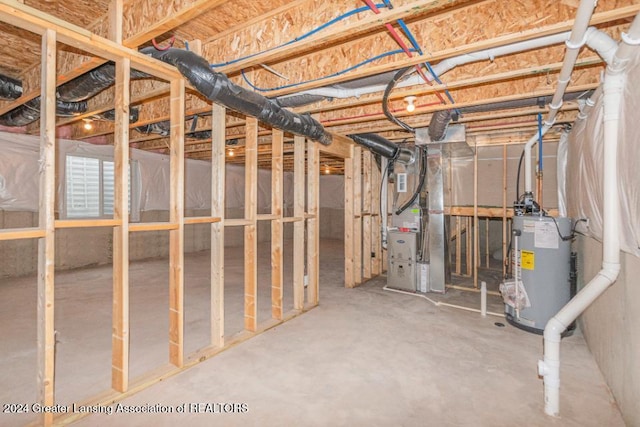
[504, 215, 572, 334]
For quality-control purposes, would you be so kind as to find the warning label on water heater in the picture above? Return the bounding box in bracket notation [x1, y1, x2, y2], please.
[534, 221, 559, 249]
[521, 250, 535, 270]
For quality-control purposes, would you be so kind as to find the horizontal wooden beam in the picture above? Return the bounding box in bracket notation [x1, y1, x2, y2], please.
[0, 0, 181, 79]
[129, 222, 179, 232]
[0, 227, 45, 241]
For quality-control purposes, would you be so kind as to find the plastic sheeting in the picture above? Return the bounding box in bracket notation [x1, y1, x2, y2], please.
[564, 47, 640, 257]
[450, 144, 559, 209]
[0, 132, 296, 216]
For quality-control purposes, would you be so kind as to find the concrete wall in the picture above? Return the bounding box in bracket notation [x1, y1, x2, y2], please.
[576, 235, 640, 426]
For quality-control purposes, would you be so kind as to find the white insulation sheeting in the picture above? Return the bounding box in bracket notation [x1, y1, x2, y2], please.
[564, 48, 640, 257]
[0, 133, 295, 215]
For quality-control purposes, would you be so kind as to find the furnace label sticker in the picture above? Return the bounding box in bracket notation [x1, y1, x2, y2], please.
[521, 250, 535, 270]
[523, 220, 536, 233]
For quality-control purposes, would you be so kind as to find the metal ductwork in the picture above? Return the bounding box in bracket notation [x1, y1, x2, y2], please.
[140, 47, 332, 145]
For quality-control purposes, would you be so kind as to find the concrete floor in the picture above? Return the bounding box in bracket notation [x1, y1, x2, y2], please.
[0, 239, 624, 426]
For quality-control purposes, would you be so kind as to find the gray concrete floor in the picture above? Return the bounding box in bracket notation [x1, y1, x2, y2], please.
[0, 239, 624, 426]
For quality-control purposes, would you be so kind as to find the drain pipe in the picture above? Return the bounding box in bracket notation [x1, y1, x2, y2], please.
[523, 4, 618, 197]
[538, 13, 640, 417]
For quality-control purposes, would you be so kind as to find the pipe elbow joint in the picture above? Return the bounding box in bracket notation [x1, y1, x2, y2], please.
[600, 263, 620, 282]
[544, 317, 566, 342]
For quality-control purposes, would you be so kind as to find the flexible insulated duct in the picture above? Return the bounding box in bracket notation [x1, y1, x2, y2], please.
[0, 74, 22, 99]
[428, 110, 452, 141]
[348, 133, 414, 164]
[56, 63, 149, 102]
[0, 97, 87, 127]
[140, 47, 332, 145]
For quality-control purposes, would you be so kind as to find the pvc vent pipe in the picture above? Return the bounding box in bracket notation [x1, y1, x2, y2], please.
[538, 11, 640, 417]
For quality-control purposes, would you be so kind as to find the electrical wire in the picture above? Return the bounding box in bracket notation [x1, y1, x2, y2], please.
[152, 36, 175, 51]
[515, 149, 525, 201]
[395, 147, 427, 215]
[382, 66, 416, 133]
[241, 48, 417, 92]
[209, 3, 390, 68]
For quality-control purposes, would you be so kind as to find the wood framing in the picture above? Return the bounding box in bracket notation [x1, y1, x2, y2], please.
[344, 150, 355, 288]
[244, 117, 258, 332]
[211, 103, 226, 347]
[293, 135, 305, 309]
[306, 140, 320, 306]
[271, 129, 284, 320]
[168, 78, 185, 367]
[111, 56, 131, 393]
[37, 28, 56, 427]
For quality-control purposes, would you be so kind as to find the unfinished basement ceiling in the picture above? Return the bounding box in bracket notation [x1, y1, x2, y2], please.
[0, 0, 637, 172]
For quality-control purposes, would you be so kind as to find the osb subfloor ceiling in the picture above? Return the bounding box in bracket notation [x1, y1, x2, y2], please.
[0, 0, 638, 172]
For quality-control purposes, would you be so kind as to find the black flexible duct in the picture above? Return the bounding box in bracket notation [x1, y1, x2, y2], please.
[348, 133, 414, 164]
[56, 63, 149, 102]
[0, 74, 23, 99]
[0, 97, 88, 127]
[140, 47, 332, 145]
[428, 109, 452, 141]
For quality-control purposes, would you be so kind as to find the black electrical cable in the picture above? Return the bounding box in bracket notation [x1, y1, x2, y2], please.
[382, 66, 416, 133]
[515, 149, 525, 201]
[395, 147, 427, 215]
[379, 160, 392, 220]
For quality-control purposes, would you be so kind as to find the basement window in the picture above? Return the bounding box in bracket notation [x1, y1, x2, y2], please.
[64, 155, 137, 219]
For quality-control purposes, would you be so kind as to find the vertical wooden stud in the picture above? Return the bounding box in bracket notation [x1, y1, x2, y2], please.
[211, 103, 225, 347]
[362, 150, 372, 280]
[485, 218, 490, 268]
[502, 145, 507, 278]
[344, 149, 355, 288]
[244, 117, 258, 331]
[371, 157, 381, 276]
[111, 56, 130, 392]
[293, 135, 305, 309]
[169, 78, 185, 367]
[473, 146, 479, 288]
[37, 28, 56, 427]
[108, 0, 123, 43]
[353, 147, 362, 286]
[307, 140, 320, 306]
[271, 130, 284, 320]
[455, 217, 462, 275]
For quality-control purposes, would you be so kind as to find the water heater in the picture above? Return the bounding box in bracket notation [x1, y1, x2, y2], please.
[502, 215, 572, 334]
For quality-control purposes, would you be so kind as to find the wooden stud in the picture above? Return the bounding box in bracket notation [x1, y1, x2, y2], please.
[353, 146, 362, 286]
[108, 0, 123, 44]
[502, 145, 508, 278]
[211, 103, 226, 347]
[466, 216, 472, 277]
[473, 145, 479, 288]
[37, 28, 56, 427]
[111, 56, 130, 393]
[371, 158, 381, 276]
[344, 148, 355, 288]
[307, 140, 320, 306]
[362, 150, 372, 280]
[485, 218, 490, 268]
[293, 135, 305, 309]
[455, 217, 462, 275]
[168, 78, 185, 367]
[244, 117, 258, 331]
[271, 129, 284, 320]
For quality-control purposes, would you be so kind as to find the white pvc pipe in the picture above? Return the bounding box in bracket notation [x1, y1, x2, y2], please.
[539, 12, 640, 417]
[524, 24, 617, 194]
[283, 31, 574, 100]
[383, 285, 505, 318]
